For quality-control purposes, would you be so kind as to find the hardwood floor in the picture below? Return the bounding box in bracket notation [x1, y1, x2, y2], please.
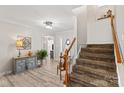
[0, 60, 64, 87]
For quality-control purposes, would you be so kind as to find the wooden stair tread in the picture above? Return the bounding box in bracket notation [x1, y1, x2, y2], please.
[70, 75, 96, 87]
[73, 65, 118, 81]
[79, 52, 115, 62]
[76, 58, 116, 70]
[70, 73, 118, 87]
[81, 47, 114, 54]
[80, 52, 114, 59]
[87, 44, 114, 49]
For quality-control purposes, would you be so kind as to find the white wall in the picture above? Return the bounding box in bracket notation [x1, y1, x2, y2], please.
[0, 21, 42, 76]
[73, 5, 114, 45]
[115, 5, 124, 87]
[87, 5, 114, 44]
[53, 29, 77, 61]
[73, 6, 87, 50]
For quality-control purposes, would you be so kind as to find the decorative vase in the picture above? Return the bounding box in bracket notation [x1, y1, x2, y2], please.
[28, 51, 32, 56]
[37, 60, 43, 67]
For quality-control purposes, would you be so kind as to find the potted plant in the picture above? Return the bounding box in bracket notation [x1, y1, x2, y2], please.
[36, 49, 48, 67]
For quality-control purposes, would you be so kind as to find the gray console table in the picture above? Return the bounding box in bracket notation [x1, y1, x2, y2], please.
[13, 56, 37, 74]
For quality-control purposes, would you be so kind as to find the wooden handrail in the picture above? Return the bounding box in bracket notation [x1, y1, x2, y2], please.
[63, 37, 76, 86]
[97, 10, 122, 63]
[67, 38, 76, 54]
[57, 37, 76, 86]
[110, 15, 122, 63]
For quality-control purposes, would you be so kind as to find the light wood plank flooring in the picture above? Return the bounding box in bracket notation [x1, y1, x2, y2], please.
[0, 60, 64, 87]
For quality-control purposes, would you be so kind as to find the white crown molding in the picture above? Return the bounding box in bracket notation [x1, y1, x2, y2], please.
[0, 18, 36, 29]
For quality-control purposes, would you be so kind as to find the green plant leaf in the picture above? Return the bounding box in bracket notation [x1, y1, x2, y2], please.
[36, 49, 48, 60]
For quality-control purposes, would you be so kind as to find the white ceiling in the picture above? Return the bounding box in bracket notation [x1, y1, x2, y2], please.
[0, 5, 81, 31]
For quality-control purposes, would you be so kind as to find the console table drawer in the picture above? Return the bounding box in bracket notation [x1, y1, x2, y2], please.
[16, 62, 26, 73]
[14, 59, 26, 74]
[26, 57, 37, 69]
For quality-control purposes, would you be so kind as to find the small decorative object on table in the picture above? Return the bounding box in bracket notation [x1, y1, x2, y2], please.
[28, 51, 32, 56]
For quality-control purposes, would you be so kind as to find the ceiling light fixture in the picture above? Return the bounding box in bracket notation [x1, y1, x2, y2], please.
[43, 21, 53, 30]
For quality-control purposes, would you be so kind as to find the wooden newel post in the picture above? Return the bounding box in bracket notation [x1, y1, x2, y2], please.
[63, 38, 76, 86]
[57, 37, 76, 86]
[63, 49, 69, 85]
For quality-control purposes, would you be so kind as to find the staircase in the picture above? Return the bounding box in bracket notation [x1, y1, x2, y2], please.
[69, 44, 118, 87]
